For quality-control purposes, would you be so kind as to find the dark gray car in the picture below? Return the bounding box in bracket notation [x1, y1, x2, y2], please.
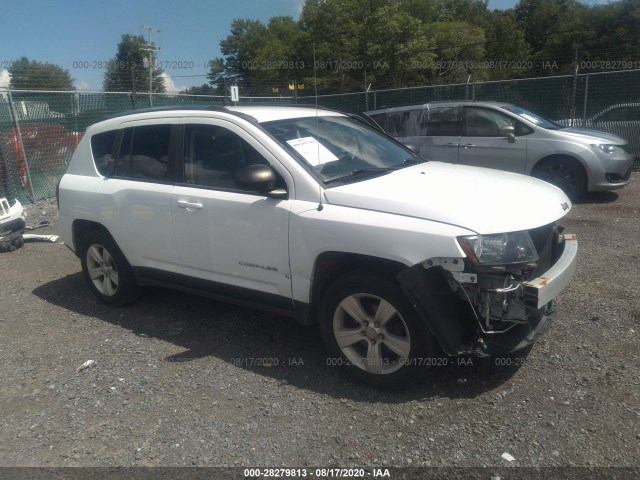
[558, 102, 640, 164]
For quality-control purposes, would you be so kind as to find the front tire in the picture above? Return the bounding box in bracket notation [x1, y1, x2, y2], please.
[532, 156, 586, 200]
[80, 229, 140, 306]
[319, 273, 435, 387]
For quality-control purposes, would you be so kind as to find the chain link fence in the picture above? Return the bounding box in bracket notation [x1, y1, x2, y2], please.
[1, 68, 638, 203]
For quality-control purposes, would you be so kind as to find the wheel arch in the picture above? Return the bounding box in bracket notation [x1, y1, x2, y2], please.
[78, 225, 141, 306]
[72, 219, 110, 255]
[308, 252, 470, 356]
[531, 153, 589, 176]
[307, 251, 409, 324]
[530, 153, 589, 198]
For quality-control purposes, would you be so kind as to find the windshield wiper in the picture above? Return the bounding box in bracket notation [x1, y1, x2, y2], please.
[323, 167, 395, 184]
[322, 158, 424, 184]
[390, 157, 424, 168]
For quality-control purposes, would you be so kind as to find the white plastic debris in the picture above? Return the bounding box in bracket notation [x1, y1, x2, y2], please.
[22, 234, 59, 243]
[76, 359, 96, 373]
[0, 198, 27, 252]
[501, 452, 515, 462]
[0, 198, 25, 223]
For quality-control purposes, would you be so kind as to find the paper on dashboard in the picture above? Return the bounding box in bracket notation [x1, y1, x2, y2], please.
[286, 137, 338, 166]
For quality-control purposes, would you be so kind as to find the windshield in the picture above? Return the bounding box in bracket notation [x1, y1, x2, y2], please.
[501, 105, 565, 130]
[261, 115, 424, 184]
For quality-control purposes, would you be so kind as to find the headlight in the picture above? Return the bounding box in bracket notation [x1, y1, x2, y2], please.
[591, 144, 626, 155]
[457, 231, 538, 265]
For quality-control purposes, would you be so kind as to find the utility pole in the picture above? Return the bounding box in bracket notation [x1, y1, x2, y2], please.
[140, 24, 160, 97]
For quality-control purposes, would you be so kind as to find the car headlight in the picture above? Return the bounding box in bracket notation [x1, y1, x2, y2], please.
[591, 144, 626, 155]
[457, 231, 538, 265]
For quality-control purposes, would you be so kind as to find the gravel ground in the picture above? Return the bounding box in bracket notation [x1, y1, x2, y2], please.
[0, 177, 639, 474]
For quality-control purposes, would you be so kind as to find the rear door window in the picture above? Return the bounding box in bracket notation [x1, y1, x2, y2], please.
[130, 125, 171, 180]
[425, 106, 462, 136]
[114, 125, 172, 181]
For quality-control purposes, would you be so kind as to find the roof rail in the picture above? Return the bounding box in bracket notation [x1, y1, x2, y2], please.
[104, 104, 258, 123]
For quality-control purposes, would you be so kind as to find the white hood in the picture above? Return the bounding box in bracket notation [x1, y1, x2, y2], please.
[323, 162, 571, 234]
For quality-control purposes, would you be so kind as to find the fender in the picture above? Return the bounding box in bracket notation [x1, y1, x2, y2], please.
[397, 265, 468, 356]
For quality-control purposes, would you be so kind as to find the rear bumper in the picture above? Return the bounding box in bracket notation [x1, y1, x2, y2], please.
[57, 211, 76, 254]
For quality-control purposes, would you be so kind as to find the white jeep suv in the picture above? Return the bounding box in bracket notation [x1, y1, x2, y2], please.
[58, 106, 578, 386]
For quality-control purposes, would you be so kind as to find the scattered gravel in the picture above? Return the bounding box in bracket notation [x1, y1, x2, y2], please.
[0, 176, 639, 470]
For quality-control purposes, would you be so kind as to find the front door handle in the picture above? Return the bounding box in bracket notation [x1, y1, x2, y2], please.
[463, 143, 476, 149]
[176, 200, 203, 211]
[446, 143, 458, 148]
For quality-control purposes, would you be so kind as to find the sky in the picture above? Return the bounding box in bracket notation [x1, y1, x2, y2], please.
[0, 0, 612, 92]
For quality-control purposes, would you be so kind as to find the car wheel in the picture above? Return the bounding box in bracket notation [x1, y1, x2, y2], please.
[532, 157, 586, 200]
[319, 273, 435, 387]
[80, 229, 140, 306]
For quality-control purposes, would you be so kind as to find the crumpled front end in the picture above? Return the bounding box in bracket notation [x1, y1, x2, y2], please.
[398, 224, 578, 356]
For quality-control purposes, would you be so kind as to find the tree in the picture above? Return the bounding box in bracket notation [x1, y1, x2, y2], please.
[215, 19, 269, 94]
[366, 3, 435, 88]
[299, 0, 378, 92]
[427, 21, 486, 82]
[103, 34, 166, 93]
[179, 84, 219, 95]
[204, 0, 640, 93]
[482, 10, 531, 79]
[514, 0, 640, 75]
[251, 16, 306, 92]
[206, 58, 235, 94]
[431, 0, 489, 23]
[515, 0, 582, 56]
[8, 57, 74, 90]
[207, 17, 307, 95]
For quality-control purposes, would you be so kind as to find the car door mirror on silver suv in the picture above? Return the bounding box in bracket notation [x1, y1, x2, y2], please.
[235, 164, 287, 198]
[499, 125, 516, 143]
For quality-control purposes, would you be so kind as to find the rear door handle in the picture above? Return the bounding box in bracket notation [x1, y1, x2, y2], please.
[446, 143, 458, 148]
[176, 200, 203, 210]
[463, 143, 476, 148]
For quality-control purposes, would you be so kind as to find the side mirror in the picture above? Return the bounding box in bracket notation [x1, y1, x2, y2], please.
[235, 164, 285, 197]
[499, 125, 516, 143]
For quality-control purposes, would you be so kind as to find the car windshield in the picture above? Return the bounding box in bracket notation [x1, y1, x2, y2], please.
[261, 115, 424, 184]
[501, 105, 565, 130]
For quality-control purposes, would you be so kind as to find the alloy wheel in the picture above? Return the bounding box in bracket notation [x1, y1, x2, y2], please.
[86, 243, 120, 296]
[333, 293, 411, 375]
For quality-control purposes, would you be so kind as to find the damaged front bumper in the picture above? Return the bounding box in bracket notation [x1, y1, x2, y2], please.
[523, 234, 578, 310]
[0, 198, 27, 252]
[398, 231, 578, 357]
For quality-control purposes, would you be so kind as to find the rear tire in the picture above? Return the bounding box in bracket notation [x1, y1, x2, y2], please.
[80, 229, 140, 306]
[319, 273, 436, 387]
[532, 157, 586, 200]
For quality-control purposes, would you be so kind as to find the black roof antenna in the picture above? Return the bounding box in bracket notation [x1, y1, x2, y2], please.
[314, 42, 323, 211]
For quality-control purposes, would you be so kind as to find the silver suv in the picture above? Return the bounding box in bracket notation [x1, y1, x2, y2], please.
[366, 101, 634, 199]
